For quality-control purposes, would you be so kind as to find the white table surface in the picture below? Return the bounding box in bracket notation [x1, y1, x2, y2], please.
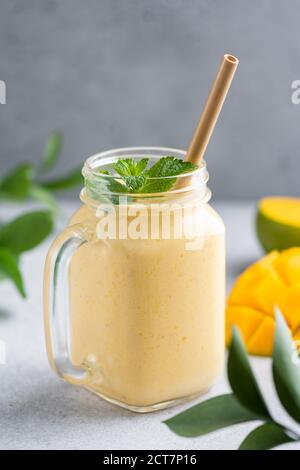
[0, 200, 299, 450]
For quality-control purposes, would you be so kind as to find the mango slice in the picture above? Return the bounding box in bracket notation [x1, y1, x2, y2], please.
[228, 252, 285, 314]
[226, 248, 300, 356]
[247, 316, 274, 356]
[273, 247, 300, 284]
[226, 306, 264, 344]
[277, 285, 300, 332]
[256, 197, 300, 252]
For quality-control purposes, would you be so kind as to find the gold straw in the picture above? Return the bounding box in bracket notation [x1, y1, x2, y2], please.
[185, 54, 239, 166]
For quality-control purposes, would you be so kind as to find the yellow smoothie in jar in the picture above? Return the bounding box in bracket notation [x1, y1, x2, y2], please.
[44, 55, 238, 411]
[68, 193, 225, 408]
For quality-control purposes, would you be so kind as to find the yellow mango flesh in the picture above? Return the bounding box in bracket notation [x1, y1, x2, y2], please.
[256, 197, 300, 252]
[226, 248, 300, 355]
[260, 197, 300, 229]
[273, 248, 300, 284]
[228, 252, 286, 314]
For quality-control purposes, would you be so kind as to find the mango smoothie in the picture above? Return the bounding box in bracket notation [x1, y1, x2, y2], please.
[44, 148, 226, 412]
[44, 54, 238, 411]
[67, 199, 225, 408]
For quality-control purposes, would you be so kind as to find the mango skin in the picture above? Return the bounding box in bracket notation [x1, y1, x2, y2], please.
[226, 249, 300, 356]
[256, 210, 300, 253]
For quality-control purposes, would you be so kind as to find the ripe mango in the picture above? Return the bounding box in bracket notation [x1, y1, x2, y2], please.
[256, 197, 300, 252]
[226, 248, 300, 356]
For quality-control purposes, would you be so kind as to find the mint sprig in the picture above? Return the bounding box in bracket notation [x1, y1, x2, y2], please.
[112, 158, 149, 177]
[99, 156, 198, 195]
[164, 310, 300, 450]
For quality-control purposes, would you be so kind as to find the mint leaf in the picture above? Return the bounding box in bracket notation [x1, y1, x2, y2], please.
[113, 158, 149, 177]
[112, 159, 136, 176]
[0, 164, 34, 200]
[124, 175, 147, 192]
[40, 131, 62, 173]
[89, 171, 128, 194]
[135, 158, 149, 174]
[138, 177, 176, 194]
[113, 159, 149, 192]
[86, 173, 128, 205]
[0, 211, 54, 254]
[147, 157, 197, 177]
[106, 179, 128, 194]
[0, 248, 26, 297]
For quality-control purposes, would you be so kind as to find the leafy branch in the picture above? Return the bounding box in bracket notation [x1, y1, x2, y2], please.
[0, 131, 83, 213]
[0, 131, 82, 298]
[164, 309, 300, 450]
[0, 211, 54, 297]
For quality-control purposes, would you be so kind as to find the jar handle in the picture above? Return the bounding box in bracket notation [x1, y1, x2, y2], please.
[44, 224, 100, 385]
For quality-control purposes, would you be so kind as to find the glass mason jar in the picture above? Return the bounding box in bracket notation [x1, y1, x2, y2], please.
[44, 147, 225, 412]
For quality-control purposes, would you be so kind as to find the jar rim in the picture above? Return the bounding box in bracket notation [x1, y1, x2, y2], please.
[82, 146, 209, 201]
[83, 147, 206, 179]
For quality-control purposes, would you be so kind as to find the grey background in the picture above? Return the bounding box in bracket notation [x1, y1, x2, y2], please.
[0, 0, 299, 199]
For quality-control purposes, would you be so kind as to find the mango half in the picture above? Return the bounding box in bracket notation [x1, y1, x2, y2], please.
[256, 197, 300, 252]
[226, 249, 300, 356]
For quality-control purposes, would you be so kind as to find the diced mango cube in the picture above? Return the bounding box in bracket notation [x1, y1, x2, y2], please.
[226, 248, 300, 355]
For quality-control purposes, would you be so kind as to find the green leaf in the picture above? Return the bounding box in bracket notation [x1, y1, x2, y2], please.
[147, 156, 197, 177]
[135, 158, 149, 174]
[106, 179, 128, 194]
[0, 249, 26, 297]
[138, 177, 176, 194]
[0, 211, 54, 254]
[124, 175, 147, 192]
[96, 156, 198, 195]
[112, 159, 136, 176]
[87, 174, 127, 197]
[0, 163, 34, 200]
[239, 423, 296, 450]
[112, 158, 150, 191]
[40, 131, 62, 173]
[164, 394, 262, 437]
[228, 327, 270, 418]
[29, 185, 59, 213]
[142, 157, 197, 193]
[112, 158, 149, 177]
[40, 166, 83, 191]
[273, 308, 300, 423]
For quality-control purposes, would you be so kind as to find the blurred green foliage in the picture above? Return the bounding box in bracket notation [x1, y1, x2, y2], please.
[0, 131, 82, 298]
